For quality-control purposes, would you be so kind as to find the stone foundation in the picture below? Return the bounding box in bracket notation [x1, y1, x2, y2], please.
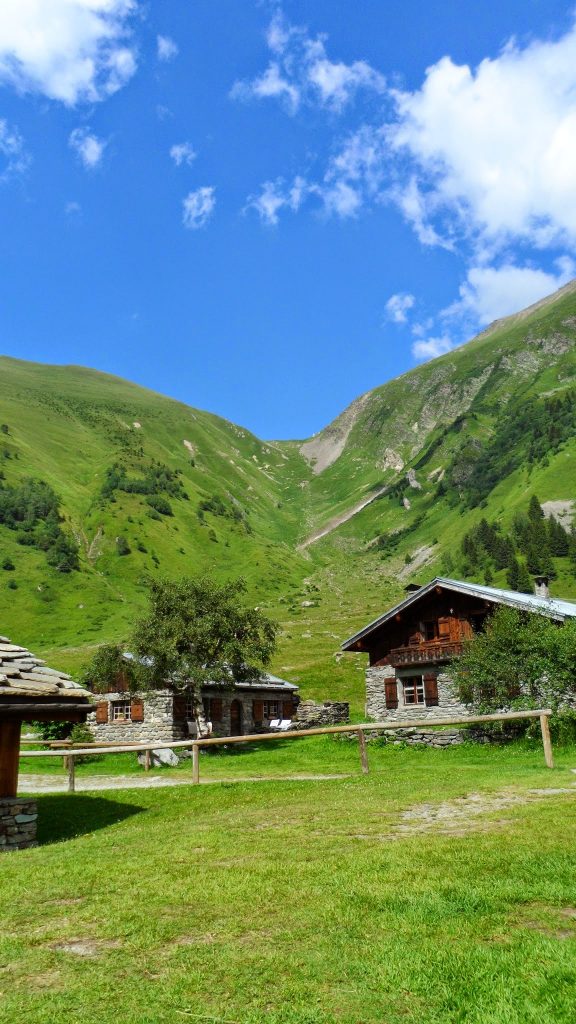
[291, 700, 350, 729]
[0, 798, 38, 851]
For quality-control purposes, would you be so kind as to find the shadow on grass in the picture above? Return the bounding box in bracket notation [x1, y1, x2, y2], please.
[36, 794, 145, 846]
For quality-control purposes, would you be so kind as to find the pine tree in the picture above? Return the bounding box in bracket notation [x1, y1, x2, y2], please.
[506, 558, 520, 590]
[517, 561, 533, 594]
[528, 495, 544, 523]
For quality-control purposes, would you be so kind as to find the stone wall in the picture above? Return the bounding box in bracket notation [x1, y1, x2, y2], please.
[378, 728, 466, 748]
[87, 690, 184, 744]
[0, 798, 38, 851]
[291, 700, 350, 729]
[365, 667, 469, 723]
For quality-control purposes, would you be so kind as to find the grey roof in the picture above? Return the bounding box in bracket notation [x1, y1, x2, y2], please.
[203, 673, 298, 692]
[0, 636, 91, 700]
[342, 576, 576, 650]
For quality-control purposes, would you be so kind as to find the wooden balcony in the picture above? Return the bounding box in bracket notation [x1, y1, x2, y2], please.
[388, 641, 463, 668]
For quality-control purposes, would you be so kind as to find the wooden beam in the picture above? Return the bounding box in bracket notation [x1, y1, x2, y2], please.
[0, 719, 21, 798]
[540, 713, 554, 769]
[357, 729, 369, 775]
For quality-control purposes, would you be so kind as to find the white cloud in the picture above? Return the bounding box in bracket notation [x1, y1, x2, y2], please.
[444, 259, 576, 325]
[321, 179, 362, 218]
[390, 22, 576, 250]
[157, 35, 178, 62]
[65, 200, 82, 216]
[170, 142, 196, 167]
[0, 0, 138, 105]
[385, 292, 415, 324]
[231, 9, 385, 113]
[182, 187, 216, 230]
[411, 334, 454, 361]
[246, 176, 308, 225]
[0, 119, 30, 179]
[69, 127, 107, 169]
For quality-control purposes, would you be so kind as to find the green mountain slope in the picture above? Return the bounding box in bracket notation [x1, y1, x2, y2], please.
[1, 279, 576, 712]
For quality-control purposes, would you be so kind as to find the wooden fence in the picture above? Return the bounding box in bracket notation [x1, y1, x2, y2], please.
[18, 709, 554, 792]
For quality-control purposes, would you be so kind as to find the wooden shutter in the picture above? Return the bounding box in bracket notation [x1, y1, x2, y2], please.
[384, 680, 398, 710]
[115, 670, 128, 692]
[282, 700, 294, 719]
[210, 698, 223, 723]
[95, 701, 109, 724]
[424, 674, 439, 707]
[173, 694, 187, 720]
[130, 698, 144, 723]
[253, 700, 264, 724]
[438, 617, 451, 639]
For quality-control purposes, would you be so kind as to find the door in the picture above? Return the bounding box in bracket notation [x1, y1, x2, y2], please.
[230, 699, 243, 736]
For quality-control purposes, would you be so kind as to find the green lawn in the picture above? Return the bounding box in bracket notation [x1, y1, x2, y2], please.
[3, 742, 576, 1023]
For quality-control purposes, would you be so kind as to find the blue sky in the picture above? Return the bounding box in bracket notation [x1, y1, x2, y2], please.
[1, 1, 575, 438]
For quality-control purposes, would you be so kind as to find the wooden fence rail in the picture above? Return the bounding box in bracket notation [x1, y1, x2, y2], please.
[18, 709, 554, 792]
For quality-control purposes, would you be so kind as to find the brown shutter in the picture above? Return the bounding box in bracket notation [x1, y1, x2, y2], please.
[95, 701, 109, 724]
[282, 700, 294, 719]
[253, 700, 264, 724]
[210, 698, 223, 723]
[438, 617, 451, 639]
[115, 670, 128, 693]
[130, 698, 144, 722]
[384, 680, 398, 710]
[173, 694, 187, 720]
[424, 674, 439, 707]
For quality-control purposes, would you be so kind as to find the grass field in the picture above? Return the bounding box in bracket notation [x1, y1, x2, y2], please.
[4, 741, 576, 1024]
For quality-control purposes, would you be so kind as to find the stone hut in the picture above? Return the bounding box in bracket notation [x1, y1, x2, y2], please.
[0, 635, 91, 851]
[87, 672, 300, 742]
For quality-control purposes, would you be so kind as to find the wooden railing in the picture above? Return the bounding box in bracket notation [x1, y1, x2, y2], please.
[389, 641, 463, 667]
[18, 709, 555, 790]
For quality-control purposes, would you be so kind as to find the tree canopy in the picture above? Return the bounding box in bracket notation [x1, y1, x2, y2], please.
[129, 575, 278, 691]
[454, 605, 576, 713]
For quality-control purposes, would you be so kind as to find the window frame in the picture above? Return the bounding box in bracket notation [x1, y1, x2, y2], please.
[111, 700, 132, 722]
[263, 700, 281, 719]
[402, 676, 425, 706]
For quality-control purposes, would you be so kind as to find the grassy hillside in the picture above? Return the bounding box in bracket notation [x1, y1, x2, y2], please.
[1, 279, 576, 708]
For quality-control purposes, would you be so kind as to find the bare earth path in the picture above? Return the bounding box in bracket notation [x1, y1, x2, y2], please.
[19, 772, 351, 793]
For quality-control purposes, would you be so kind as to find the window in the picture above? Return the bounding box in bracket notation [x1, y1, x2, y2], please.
[403, 677, 425, 705]
[263, 700, 281, 719]
[186, 697, 195, 719]
[111, 701, 132, 722]
[470, 614, 485, 634]
[423, 621, 438, 642]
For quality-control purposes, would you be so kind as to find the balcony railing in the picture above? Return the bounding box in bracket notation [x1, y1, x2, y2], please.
[388, 641, 463, 668]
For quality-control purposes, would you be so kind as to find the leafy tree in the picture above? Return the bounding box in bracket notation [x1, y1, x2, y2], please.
[454, 605, 576, 714]
[80, 643, 137, 694]
[129, 576, 278, 723]
[116, 535, 131, 556]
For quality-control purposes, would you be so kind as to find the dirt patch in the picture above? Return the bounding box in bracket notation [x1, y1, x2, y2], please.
[49, 938, 122, 957]
[541, 500, 575, 529]
[398, 544, 434, 580]
[299, 392, 372, 475]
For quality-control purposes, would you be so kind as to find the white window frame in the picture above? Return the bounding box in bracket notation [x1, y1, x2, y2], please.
[402, 677, 425, 706]
[263, 700, 281, 719]
[111, 700, 132, 722]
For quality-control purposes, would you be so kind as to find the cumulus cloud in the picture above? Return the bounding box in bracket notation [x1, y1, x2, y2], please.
[157, 35, 178, 62]
[444, 258, 576, 326]
[245, 176, 309, 225]
[170, 142, 196, 167]
[385, 292, 415, 324]
[0, 0, 138, 105]
[0, 119, 30, 179]
[182, 187, 216, 230]
[69, 127, 107, 169]
[411, 334, 454, 361]
[231, 9, 385, 113]
[390, 23, 576, 250]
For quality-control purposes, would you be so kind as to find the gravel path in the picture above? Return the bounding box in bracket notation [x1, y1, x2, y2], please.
[19, 772, 351, 793]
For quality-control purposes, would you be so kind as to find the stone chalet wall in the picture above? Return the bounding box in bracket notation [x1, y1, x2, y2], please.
[366, 666, 470, 723]
[0, 798, 38, 852]
[291, 700, 350, 730]
[87, 690, 183, 744]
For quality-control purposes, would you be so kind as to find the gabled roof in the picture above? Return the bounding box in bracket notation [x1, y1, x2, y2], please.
[204, 673, 298, 692]
[0, 636, 90, 699]
[342, 577, 576, 651]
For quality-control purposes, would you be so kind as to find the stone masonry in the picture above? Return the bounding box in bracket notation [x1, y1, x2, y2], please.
[88, 690, 181, 744]
[291, 700, 350, 729]
[365, 667, 469, 723]
[0, 798, 38, 851]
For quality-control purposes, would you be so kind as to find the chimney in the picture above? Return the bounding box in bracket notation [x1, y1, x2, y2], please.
[404, 583, 421, 593]
[534, 575, 550, 599]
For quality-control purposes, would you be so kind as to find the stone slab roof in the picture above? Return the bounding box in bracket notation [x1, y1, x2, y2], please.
[0, 636, 91, 700]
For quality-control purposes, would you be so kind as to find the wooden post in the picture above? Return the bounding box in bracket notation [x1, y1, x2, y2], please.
[540, 713, 554, 769]
[357, 729, 369, 775]
[192, 743, 200, 785]
[67, 753, 76, 793]
[144, 748, 151, 772]
[0, 718, 21, 798]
